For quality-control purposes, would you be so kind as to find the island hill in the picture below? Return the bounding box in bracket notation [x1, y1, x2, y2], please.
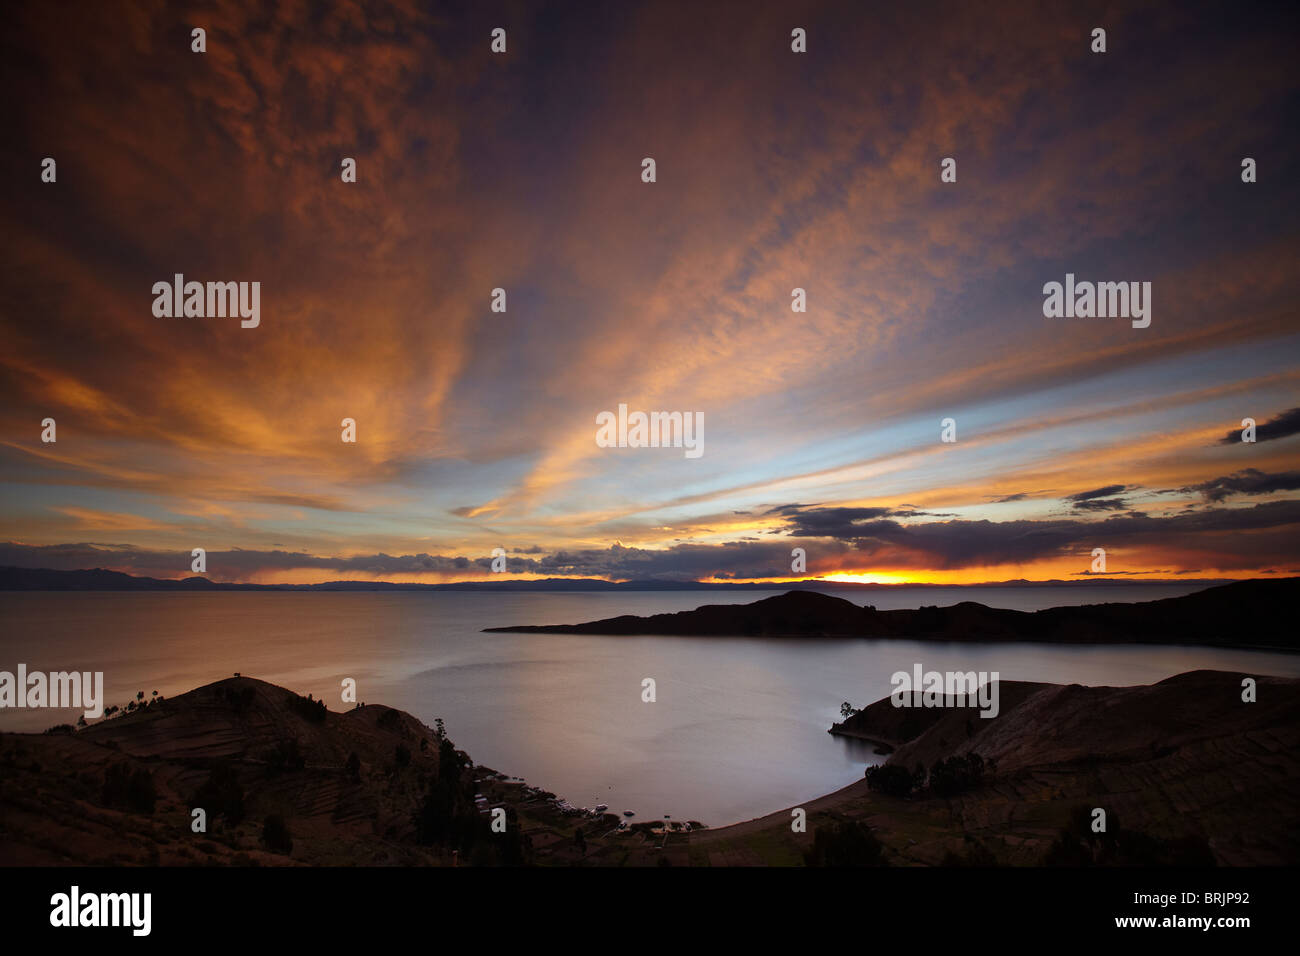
[0, 676, 526, 866]
[3, 669, 1297, 866]
[0, 675, 633, 867]
[484, 577, 1300, 650]
[705, 668, 1300, 866]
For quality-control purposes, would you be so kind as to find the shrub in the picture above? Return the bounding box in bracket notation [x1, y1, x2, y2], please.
[287, 692, 326, 723]
[413, 738, 483, 853]
[264, 738, 305, 773]
[865, 763, 915, 798]
[942, 838, 998, 866]
[1040, 806, 1216, 866]
[128, 769, 158, 813]
[804, 821, 885, 866]
[192, 762, 245, 825]
[220, 685, 256, 711]
[102, 763, 156, 814]
[929, 753, 986, 797]
[261, 814, 293, 854]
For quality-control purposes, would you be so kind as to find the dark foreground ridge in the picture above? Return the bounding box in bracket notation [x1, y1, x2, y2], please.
[0, 675, 705, 867]
[484, 577, 1300, 650]
[0, 676, 522, 866]
[2, 670, 1296, 866]
[5, 671, 1294, 868]
[699, 669, 1299, 866]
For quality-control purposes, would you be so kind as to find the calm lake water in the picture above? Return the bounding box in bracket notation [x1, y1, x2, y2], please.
[3, 586, 1298, 825]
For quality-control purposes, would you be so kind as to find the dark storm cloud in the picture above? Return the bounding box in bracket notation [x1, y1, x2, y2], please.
[774, 505, 931, 537]
[6, 496, 1300, 581]
[1184, 469, 1300, 503]
[769, 501, 1300, 569]
[1060, 485, 1131, 512]
[1219, 407, 1300, 444]
[1071, 498, 1129, 512]
[1065, 485, 1129, 503]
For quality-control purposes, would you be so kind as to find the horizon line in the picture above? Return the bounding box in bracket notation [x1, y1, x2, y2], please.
[0, 564, 1265, 591]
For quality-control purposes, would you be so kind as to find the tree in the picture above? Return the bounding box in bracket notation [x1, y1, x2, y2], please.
[930, 753, 986, 797]
[127, 768, 157, 813]
[102, 764, 156, 814]
[264, 738, 305, 773]
[1041, 806, 1215, 866]
[288, 692, 327, 723]
[262, 814, 293, 854]
[804, 821, 884, 866]
[942, 837, 998, 866]
[345, 752, 361, 783]
[413, 737, 485, 855]
[864, 764, 915, 798]
[840, 701, 860, 719]
[193, 762, 245, 825]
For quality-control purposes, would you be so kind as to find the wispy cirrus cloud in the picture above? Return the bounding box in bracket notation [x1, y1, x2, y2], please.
[0, 0, 1297, 583]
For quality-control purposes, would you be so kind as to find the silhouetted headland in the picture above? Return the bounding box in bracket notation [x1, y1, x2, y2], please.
[694, 669, 1299, 865]
[3, 668, 1296, 865]
[485, 578, 1300, 650]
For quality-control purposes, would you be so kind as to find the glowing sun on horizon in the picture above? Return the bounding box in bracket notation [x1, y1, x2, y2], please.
[818, 571, 920, 585]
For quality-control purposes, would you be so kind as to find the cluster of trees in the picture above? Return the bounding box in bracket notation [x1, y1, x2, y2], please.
[263, 738, 305, 773]
[192, 762, 245, 825]
[413, 737, 478, 848]
[929, 753, 988, 797]
[101, 763, 156, 814]
[262, 814, 293, 854]
[220, 685, 256, 711]
[287, 692, 327, 723]
[1041, 806, 1215, 866]
[413, 735, 531, 865]
[804, 820, 884, 866]
[941, 838, 998, 866]
[864, 763, 923, 798]
[100, 690, 163, 722]
[864, 752, 995, 799]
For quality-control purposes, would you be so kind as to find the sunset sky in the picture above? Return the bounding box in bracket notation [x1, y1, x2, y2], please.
[1, 0, 1298, 585]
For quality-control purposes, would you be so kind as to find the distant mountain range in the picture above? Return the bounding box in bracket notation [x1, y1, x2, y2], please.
[0, 565, 1235, 592]
[484, 577, 1300, 650]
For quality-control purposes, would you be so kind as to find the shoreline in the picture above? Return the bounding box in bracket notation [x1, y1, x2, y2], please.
[4, 668, 1298, 865]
